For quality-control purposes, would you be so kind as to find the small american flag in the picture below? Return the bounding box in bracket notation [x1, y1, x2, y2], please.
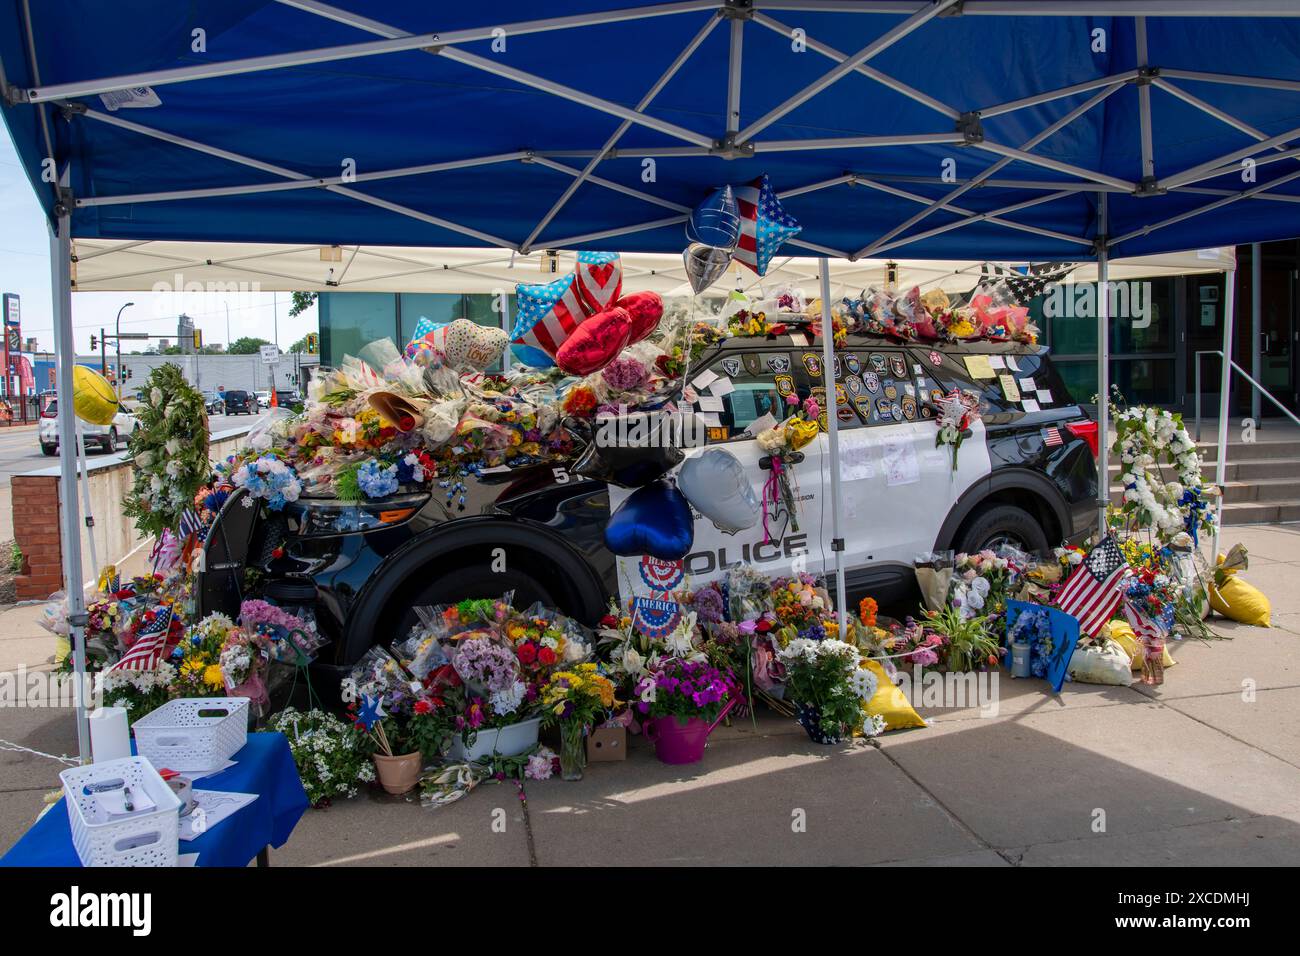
[1122, 598, 1168, 647]
[1055, 535, 1130, 637]
[733, 174, 801, 277]
[1042, 426, 1063, 447]
[104, 605, 173, 673]
[178, 508, 201, 539]
[511, 273, 587, 357]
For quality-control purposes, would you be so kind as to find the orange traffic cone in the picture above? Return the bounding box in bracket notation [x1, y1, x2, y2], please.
[270, 389, 278, 408]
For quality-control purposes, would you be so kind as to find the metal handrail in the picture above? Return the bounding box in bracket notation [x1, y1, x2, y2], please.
[1194, 349, 1300, 442]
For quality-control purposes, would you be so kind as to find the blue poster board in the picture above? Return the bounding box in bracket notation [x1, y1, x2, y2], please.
[1005, 600, 1081, 694]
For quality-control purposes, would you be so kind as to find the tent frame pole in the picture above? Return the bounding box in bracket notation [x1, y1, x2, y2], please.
[1214, 267, 1238, 561]
[818, 259, 847, 639]
[49, 190, 91, 764]
[1096, 193, 1110, 540]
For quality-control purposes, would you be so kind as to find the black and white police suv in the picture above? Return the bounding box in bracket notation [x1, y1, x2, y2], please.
[196, 331, 1098, 685]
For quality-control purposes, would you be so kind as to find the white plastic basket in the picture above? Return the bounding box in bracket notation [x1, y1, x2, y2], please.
[60, 756, 181, 867]
[448, 716, 541, 762]
[133, 696, 250, 772]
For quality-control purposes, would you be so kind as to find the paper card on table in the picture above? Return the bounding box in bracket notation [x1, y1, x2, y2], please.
[708, 377, 735, 397]
[998, 373, 1021, 402]
[696, 395, 724, 412]
[989, 355, 1007, 369]
[180, 790, 258, 842]
[691, 369, 718, 391]
[962, 355, 996, 379]
[1005, 356, 1021, 371]
[881, 439, 920, 486]
[697, 412, 722, 427]
[183, 759, 236, 781]
[1037, 389, 1053, 404]
[1021, 398, 1040, 412]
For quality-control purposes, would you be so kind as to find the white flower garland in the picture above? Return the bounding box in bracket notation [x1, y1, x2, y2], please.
[1113, 405, 1214, 539]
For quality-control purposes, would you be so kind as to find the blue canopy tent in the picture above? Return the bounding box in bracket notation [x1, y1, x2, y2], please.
[5, 0, 1300, 757]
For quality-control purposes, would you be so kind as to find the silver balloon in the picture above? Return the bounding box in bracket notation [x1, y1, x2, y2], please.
[683, 242, 732, 294]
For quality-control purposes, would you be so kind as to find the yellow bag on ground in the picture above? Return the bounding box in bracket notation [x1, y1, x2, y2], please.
[862, 658, 926, 731]
[1208, 560, 1271, 627]
[1101, 620, 1176, 670]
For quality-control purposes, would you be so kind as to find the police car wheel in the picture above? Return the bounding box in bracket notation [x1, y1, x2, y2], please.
[956, 504, 1049, 557]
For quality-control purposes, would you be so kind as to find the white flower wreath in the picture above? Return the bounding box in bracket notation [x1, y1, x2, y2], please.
[1113, 404, 1215, 541]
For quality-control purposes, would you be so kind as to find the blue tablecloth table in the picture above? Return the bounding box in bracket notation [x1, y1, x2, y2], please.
[1, 731, 308, 867]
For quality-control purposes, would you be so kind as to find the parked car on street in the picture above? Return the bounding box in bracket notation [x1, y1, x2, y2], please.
[223, 389, 255, 415]
[203, 390, 225, 415]
[196, 333, 1099, 691]
[39, 397, 139, 455]
[273, 389, 300, 409]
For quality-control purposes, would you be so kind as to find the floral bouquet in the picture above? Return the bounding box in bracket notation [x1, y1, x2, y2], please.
[97, 662, 177, 725]
[171, 612, 239, 697]
[951, 549, 1017, 620]
[540, 663, 620, 779]
[934, 389, 979, 471]
[218, 626, 272, 714]
[228, 453, 304, 511]
[239, 598, 325, 664]
[777, 638, 882, 743]
[882, 616, 947, 667]
[920, 606, 999, 672]
[1111, 398, 1216, 546]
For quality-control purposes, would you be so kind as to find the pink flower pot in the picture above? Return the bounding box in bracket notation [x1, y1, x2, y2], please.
[642, 698, 736, 765]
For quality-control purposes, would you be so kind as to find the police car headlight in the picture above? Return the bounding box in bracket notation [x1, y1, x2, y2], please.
[286, 493, 429, 537]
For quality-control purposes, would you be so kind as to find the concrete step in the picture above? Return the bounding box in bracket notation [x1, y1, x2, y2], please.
[1196, 438, 1300, 463]
[1221, 500, 1300, 525]
[1109, 457, 1300, 482]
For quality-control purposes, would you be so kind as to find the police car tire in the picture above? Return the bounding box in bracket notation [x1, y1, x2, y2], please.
[955, 504, 1049, 556]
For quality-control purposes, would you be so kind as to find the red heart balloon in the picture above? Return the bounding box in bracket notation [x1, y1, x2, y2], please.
[616, 291, 664, 345]
[556, 307, 633, 376]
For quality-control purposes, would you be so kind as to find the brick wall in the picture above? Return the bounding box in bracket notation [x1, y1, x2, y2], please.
[13, 474, 63, 602]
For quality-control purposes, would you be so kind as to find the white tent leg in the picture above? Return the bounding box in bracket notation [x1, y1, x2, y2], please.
[1096, 194, 1110, 539]
[1214, 269, 1237, 560]
[49, 204, 91, 764]
[818, 259, 847, 638]
[74, 419, 99, 576]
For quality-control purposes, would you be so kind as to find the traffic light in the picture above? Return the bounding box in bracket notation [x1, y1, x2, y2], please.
[305, 332, 319, 354]
[89, 334, 98, 350]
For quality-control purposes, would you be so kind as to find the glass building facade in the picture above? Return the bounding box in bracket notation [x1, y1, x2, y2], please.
[318, 292, 514, 371]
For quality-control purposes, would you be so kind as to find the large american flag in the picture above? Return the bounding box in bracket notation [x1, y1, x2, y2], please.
[733, 174, 801, 278]
[511, 273, 587, 358]
[1055, 535, 1130, 637]
[104, 604, 173, 673]
[969, 261, 1078, 306]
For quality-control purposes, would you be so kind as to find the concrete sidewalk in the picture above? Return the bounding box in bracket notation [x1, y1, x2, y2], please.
[2, 523, 1299, 866]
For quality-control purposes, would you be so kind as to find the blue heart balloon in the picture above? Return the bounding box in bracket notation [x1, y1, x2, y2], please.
[511, 344, 555, 368]
[605, 480, 695, 560]
[687, 184, 741, 250]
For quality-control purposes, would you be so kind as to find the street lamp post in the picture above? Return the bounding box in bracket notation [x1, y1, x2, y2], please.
[114, 301, 134, 398]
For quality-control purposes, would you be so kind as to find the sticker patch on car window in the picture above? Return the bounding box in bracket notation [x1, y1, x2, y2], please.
[767, 354, 790, 374]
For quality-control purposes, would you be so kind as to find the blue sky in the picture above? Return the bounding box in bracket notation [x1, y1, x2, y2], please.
[0, 123, 317, 355]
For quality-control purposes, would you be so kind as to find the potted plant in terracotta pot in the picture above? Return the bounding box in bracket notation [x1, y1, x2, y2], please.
[539, 663, 620, 780]
[777, 638, 882, 745]
[634, 658, 735, 765]
[354, 695, 423, 795]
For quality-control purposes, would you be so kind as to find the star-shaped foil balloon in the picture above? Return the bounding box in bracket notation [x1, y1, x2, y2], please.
[734, 174, 802, 277]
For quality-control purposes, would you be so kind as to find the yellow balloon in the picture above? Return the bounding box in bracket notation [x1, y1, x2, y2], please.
[72, 365, 120, 425]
